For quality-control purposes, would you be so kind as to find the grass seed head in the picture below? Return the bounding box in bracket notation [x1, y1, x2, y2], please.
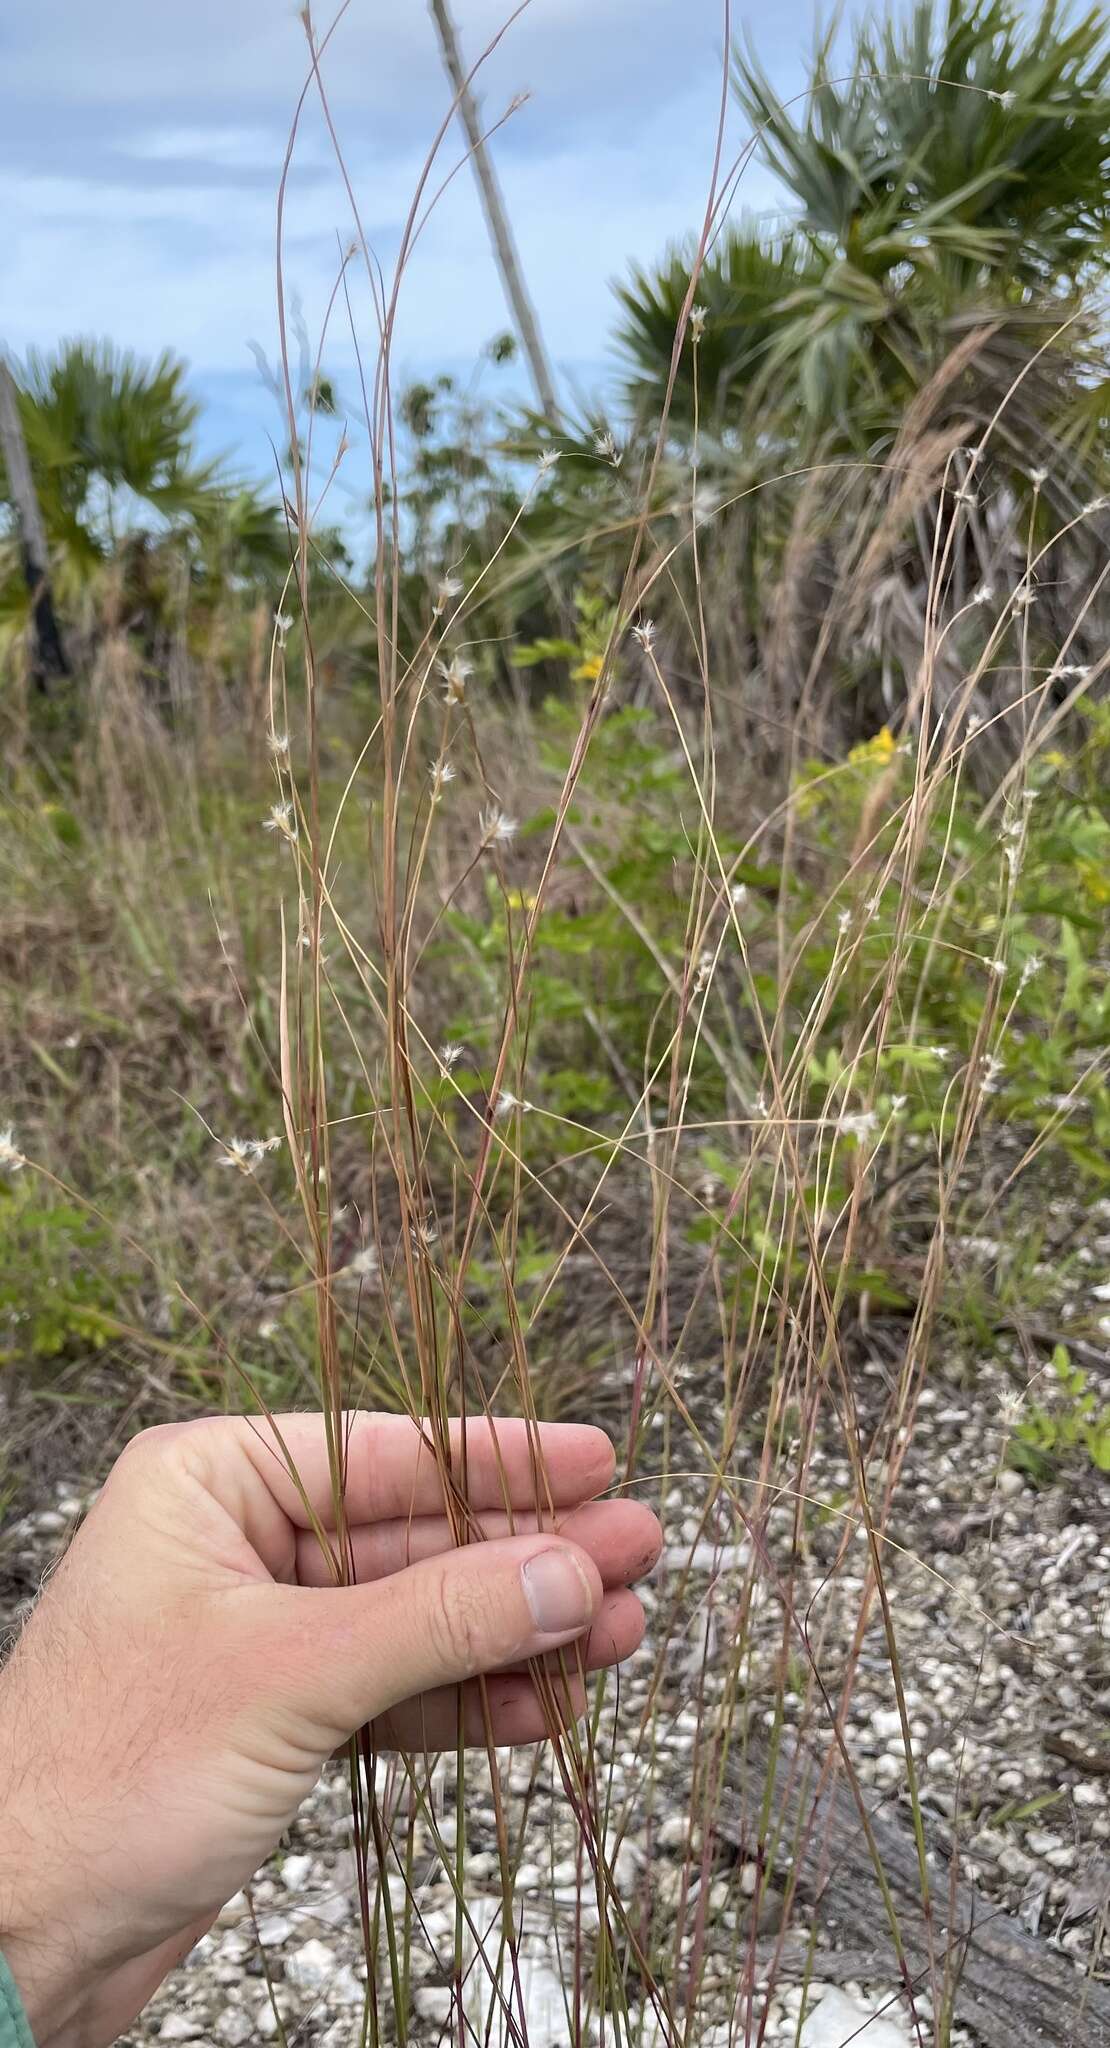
[0, 1127, 26, 1174]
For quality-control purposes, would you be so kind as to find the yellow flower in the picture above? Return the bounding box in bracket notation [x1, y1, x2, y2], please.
[505, 888, 538, 911]
[572, 654, 605, 681]
[849, 725, 898, 768]
[1078, 859, 1110, 904]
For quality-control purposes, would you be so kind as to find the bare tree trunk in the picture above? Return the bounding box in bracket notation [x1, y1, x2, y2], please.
[0, 356, 69, 687]
[427, 0, 560, 423]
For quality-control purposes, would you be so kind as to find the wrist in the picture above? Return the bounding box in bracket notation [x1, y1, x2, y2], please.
[0, 1693, 91, 2048]
[0, 1886, 92, 2048]
[0, 1929, 88, 2048]
[0, 1947, 36, 2048]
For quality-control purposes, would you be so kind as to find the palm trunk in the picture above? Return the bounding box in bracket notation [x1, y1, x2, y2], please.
[427, 0, 559, 423]
[0, 357, 69, 686]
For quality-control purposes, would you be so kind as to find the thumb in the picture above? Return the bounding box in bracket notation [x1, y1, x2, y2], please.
[287, 1535, 603, 1743]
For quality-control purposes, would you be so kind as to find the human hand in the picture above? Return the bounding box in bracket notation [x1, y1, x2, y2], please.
[0, 1411, 660, 2048]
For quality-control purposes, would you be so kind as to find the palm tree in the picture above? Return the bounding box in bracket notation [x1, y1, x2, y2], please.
[0, 357, 69, 685]
[621, 0, 1110, 434]
[613, 1, 1110, 743]
[0, 341, 286, 672]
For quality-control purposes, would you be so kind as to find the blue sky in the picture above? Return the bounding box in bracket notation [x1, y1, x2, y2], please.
[3, 1, 823, 496]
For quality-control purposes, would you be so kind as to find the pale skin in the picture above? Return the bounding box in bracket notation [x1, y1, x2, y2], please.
[0, 1412, 662, 2048]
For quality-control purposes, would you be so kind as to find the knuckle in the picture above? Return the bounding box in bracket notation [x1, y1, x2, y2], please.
[426, 1565, 489, 1677]
[115, 1421, 180, 1470]
[110, 1418, 200, 1489]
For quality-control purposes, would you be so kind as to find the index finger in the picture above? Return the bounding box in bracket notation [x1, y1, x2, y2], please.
[234, 1411, 616, 1529]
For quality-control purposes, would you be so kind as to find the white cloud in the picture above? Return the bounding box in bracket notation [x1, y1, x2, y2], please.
[5, 0, 724, 125]
[4, 0, 809, 466]
[121, 125, 291, 169]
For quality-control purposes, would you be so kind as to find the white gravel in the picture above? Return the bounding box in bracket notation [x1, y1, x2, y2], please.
[3, 1341, 1107, 2047]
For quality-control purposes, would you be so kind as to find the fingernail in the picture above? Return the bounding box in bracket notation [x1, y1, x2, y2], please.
[521, 1550, 594, 1635]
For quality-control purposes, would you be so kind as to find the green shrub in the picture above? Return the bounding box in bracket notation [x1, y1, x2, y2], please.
[430, 619, 1109, 1358]
[1009, 1344, 1110, 1483]
[0, 1185, 124, 1367]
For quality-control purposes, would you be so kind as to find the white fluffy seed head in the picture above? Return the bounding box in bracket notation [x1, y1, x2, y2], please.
[263, 801, 297, 841]
[479, 805, 517, 848]
[217, 1134, 282, 1174]
[0, 1127, 25, 1173]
